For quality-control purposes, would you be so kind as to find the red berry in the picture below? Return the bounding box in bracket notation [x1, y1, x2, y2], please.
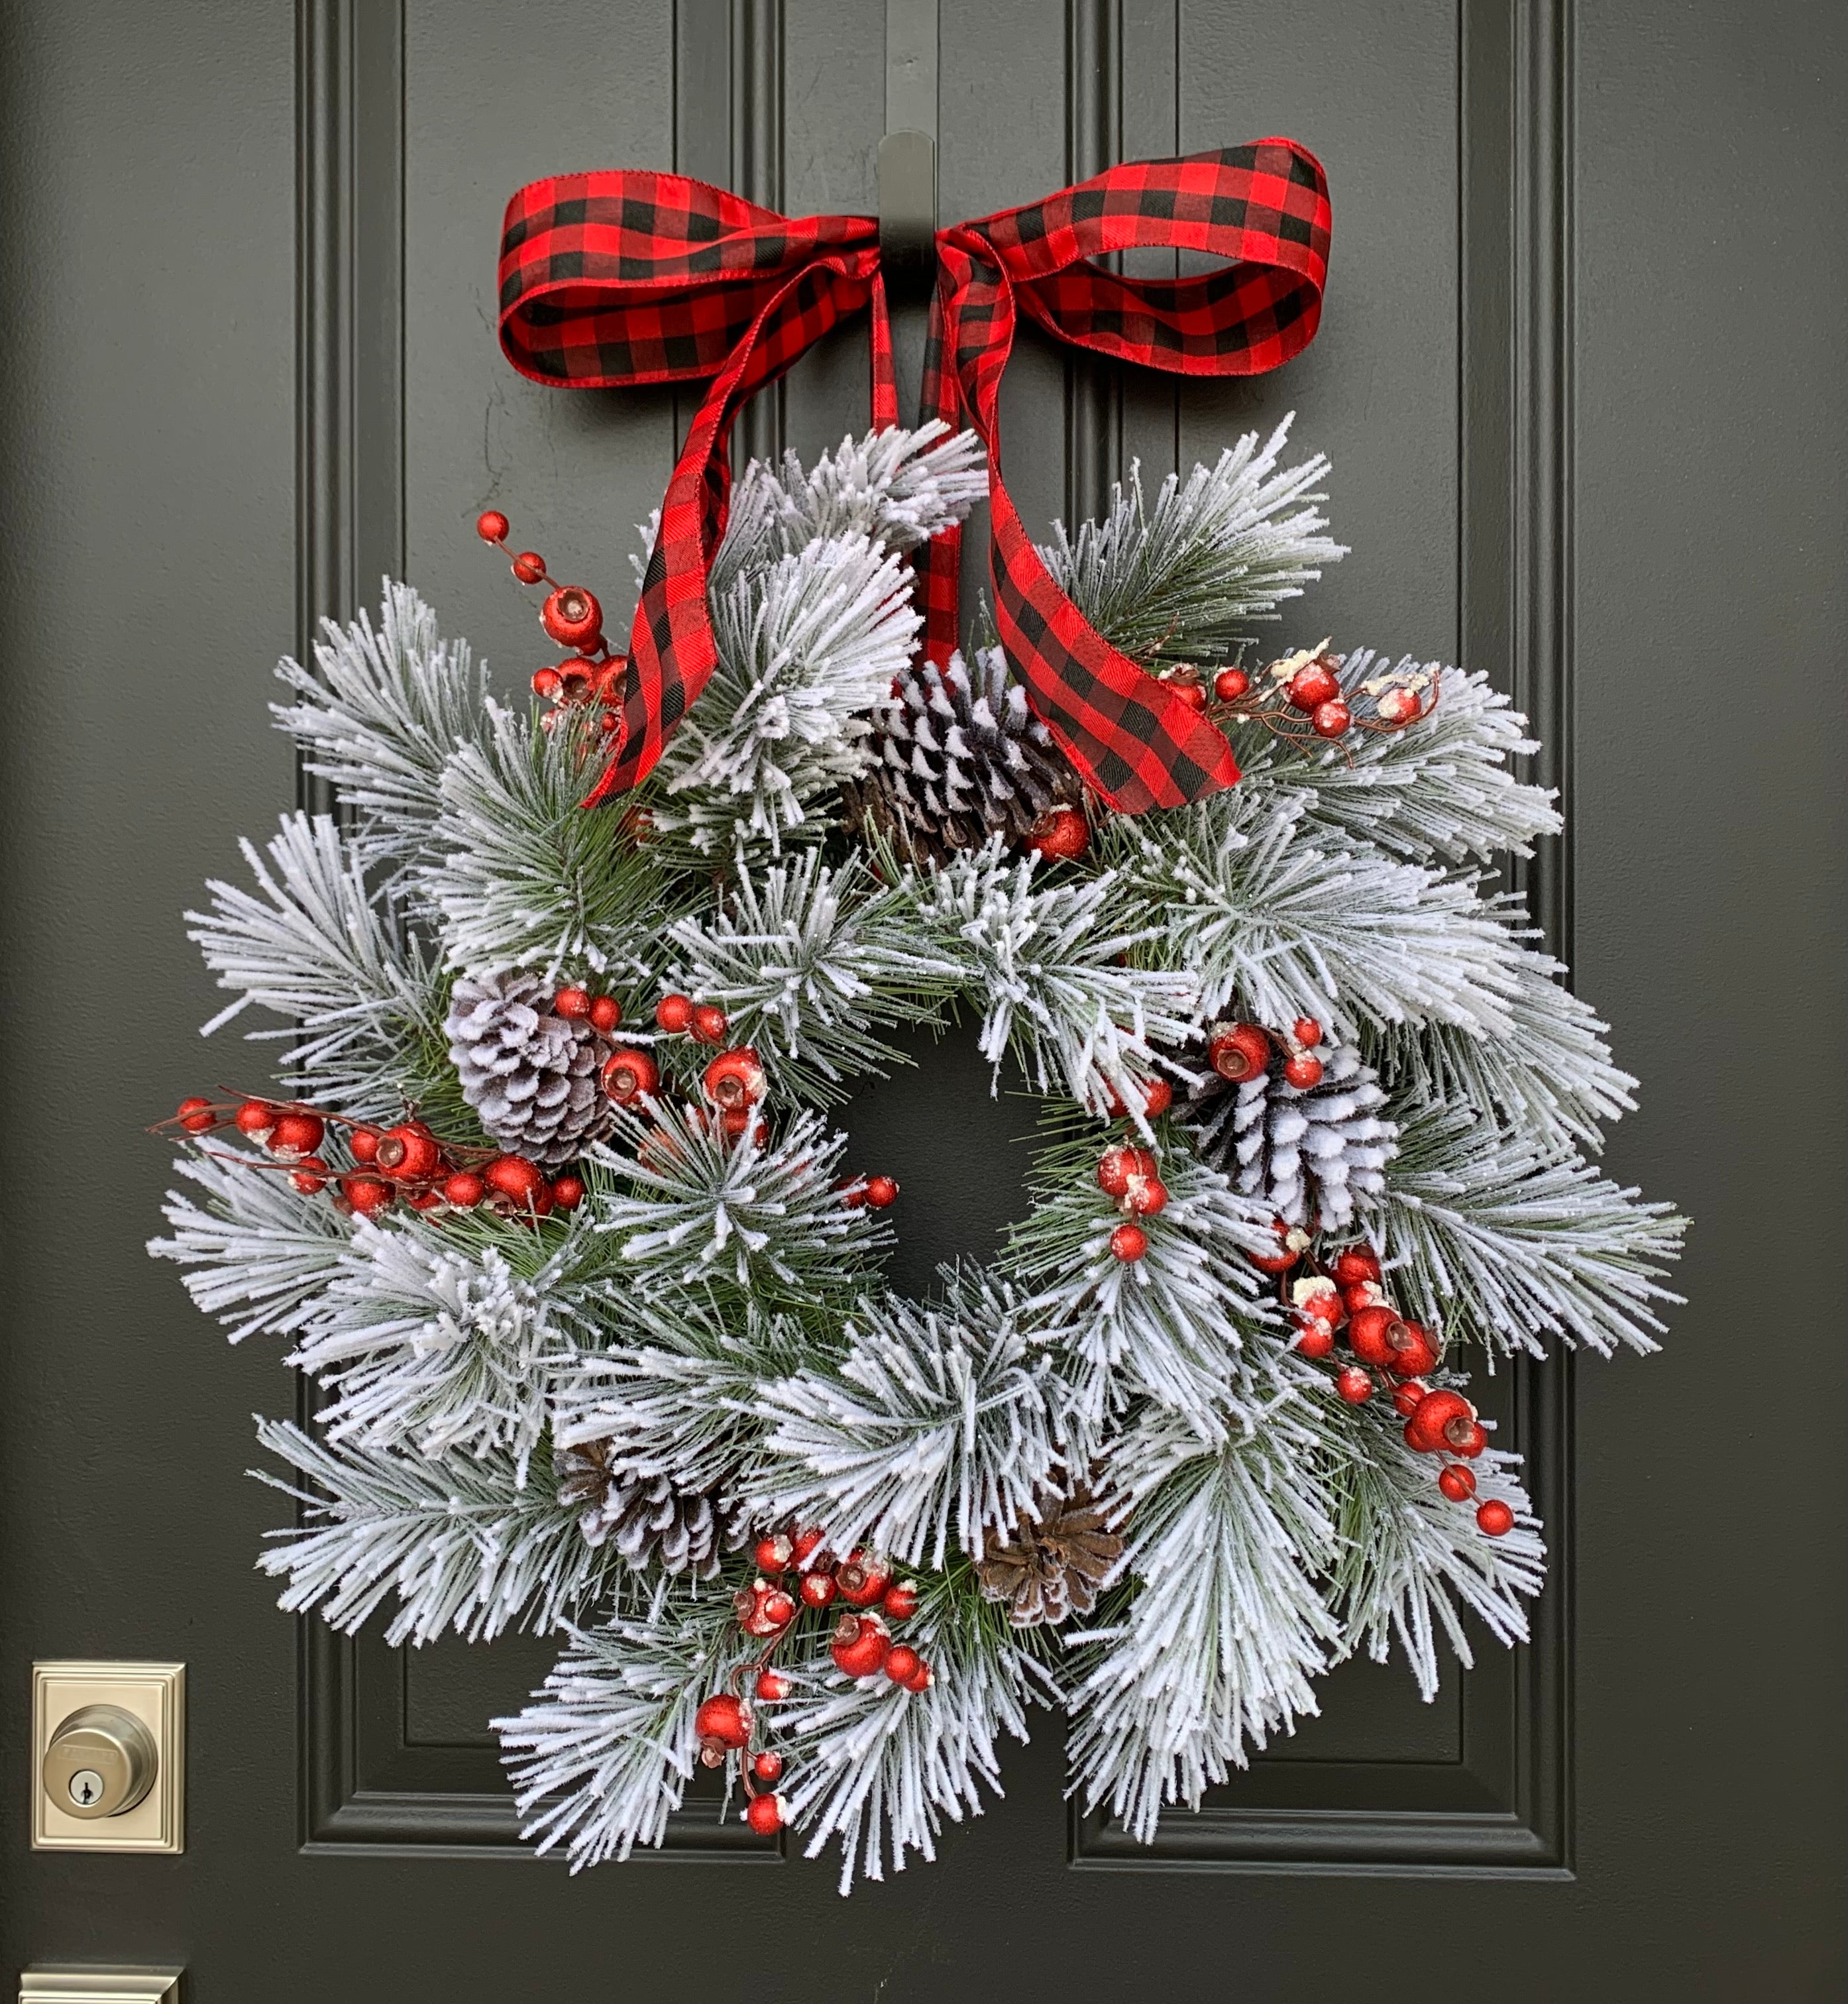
[745, 1792, 784, 1835]
[1287, 659, 1342, 712]
[694, 1692, 752, 1757]
[1294, 1321, 1336, 1359]
[555, 657, 596, 701]
[176, 1095, 219, 1134]
[1311, 698, 1352, 739]
[266, 1111, 326, 1160]
[1335, 1365, 1374, 1404]
[900, 1658, 932, 1693]
[1295, 1280, 1343, 1325]
[1140, 1077, 1173, 1119]
[338, 1174, 394, 1217]
[289, 1156, 330, 1194]
[759, 1589, 796, 1629]
[1376, 686, 1422, 728]
[1172, 678, 1207, 712]
[830, 1613, 892, 1679]
[753, 1669, 790, 1702]
[1346, 1306, 1408, 1369]
[348, 1127, 380, 1162]
[1121, 1174, 1169, 1219]
[1330, 1246, 1382, 1288]
[541, 584, 603, 651]
[531, 666, 565, 702]
[1292, 1017, 1324, 1048]
[1384, 1319, 1440, 1377]
[1207, 1023, 1272, 1083]
[511, 550, 547, 584]
[702, 1046, 767, 1111]
[1438, 1465, 1477, 1502]
[1282, 1053, 1325, 1089]
[373, 1122, 442, 1182]
[690, 1003, 728, 1046]
[1213, 666, 1250, 702]
[863, 1175, 899, 1210]
[554, 985, 592, 1021]
[1453, 1421, 1488, 1459]
[837, 1178, 869, 1209]
[475, 509, 510, 543]
[799, 1571, 837, 1610]
[655, 993, 694, 1033]
[1391, 1380, 1429, 1417]
[834, 1553, 890, 1609]
[1026, 805, 1090, 861]
[754, 1533, 793, 1574]
[884, 1645, 922, 1685]
[881, 1580, 920, 1620]
[407, 1190, 445, 1212]
[483, 1154, 552, 1217]
[1097, 1144, 1158, 1197]
[587, 995, 622, 1034]
[550, 1174, 586, 1211]
[751, 1751, 783, 1783]
[1476, 1499, 1515, 1537]
[442, 1171, 485, 1207]
[1344, 1281, 1384, 1315]
[792, 1528, 826, 1565]
[600, 1047, 660, 1107]
[1109, 1222, 1149, 1262]
[1248, 1220, 1304, 1276]
[1404, 1390, 1474, 1455]
[233, 1099, 279, 1141]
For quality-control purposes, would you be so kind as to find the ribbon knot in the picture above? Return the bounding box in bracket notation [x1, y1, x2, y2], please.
[496, 142, 1330, 812]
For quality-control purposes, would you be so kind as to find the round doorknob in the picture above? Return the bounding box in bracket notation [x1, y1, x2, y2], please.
[41, 1703, 158, 1819]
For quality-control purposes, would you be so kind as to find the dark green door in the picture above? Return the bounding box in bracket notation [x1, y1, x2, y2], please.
[3, 1, 1841, 1996]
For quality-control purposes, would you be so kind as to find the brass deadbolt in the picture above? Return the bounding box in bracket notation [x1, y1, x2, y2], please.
[41, 1703, 159, 1819]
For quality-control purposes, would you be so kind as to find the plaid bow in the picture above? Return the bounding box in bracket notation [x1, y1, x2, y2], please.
[496, 142, 1329, 810]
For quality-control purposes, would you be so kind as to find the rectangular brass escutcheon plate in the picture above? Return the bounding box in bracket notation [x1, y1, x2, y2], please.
[31, 1663, 185, 1854]
[19, 1973, 183, 2003]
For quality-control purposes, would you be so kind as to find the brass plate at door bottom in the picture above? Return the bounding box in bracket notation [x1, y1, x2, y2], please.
[19, 1973, 183, 2003]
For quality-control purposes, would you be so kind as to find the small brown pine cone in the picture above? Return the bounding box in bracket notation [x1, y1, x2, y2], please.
[975, 1487, 1124, 1629]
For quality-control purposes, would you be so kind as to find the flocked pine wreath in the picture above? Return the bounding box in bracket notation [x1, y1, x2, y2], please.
[150, 418, 1684, 1889]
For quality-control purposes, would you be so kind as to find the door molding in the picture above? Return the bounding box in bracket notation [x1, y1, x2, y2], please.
[294, 0, 1576, 1875]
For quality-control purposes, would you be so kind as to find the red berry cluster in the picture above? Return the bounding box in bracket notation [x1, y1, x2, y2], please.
[1165, 646, 1438, 753]
[162, 1097, 584, 1221]
[1207, 1015, 1327, 1091]
[1250, 1235, 1511, 1539]
[474, 510, 624, 739]
[1097, 1144, 1169, 1263]
[694, 1531, 931, 1836]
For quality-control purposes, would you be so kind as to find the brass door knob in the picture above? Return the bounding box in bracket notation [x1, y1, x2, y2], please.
[40, 1704, 159, 1819]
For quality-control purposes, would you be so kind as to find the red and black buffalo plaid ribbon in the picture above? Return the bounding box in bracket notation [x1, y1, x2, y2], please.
[496, 141, 1329, 810]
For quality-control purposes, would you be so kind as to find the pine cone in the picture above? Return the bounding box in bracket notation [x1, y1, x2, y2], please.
[842, 645, 1079, 861]
[975, 1488, 1123, 1628]
[1183, 1040, 1395, 1233]
[555, 1441, 733, 1578]
[445, 971, 613, 1168]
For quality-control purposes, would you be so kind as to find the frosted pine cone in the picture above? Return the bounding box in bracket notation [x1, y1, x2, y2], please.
[975, 1488, 1123, 1628]
[445, 971, 613, 1168]
[555, 1441, 732, 1578]
[1183, 1040, 1396, 1233]
[842, 645, 1078, 860]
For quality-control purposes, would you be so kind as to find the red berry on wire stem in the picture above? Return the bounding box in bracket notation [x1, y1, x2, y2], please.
[1248, 1221, 1305, 1276]
[1330, 1247, 1382, 1288]
[266, 1111, 326, 1160]
[442, 1171, 486, 1207]
[475, 510, 510, 544]
[1097, 1145, 1158, 1197]
[1391, 1380, 1429, 1418]
[1335, 1365, 1374, 1404]
[374, 1122, 441, 1182]
[553, 986, 591, 1021]
[289, 1156, 329, 1195]
[176, 1095, 219, 1134]
[483, 1154, 552, 1217]
[1109, 1222, 1149, 1262]
[1207, 1023, 1272, 1082]
[234, 1099, 279, 1141]
[586, 995, 622, 1034]
[1120, 1174, 1169, 1219]
[338, 1174, 394, 1218]
[1439, 1465, 1477, 1502]
[655, 993, 694, 1033]
[1453, 1421, 1488, 1459]
[1476, 1499, 1515, 1537]
[510, 551, 547, 584]
[541, 585, 604, 651]
[550, 1174, 585, 1211]
[1172, 677, 1207, 712]
[1291, 1017, 1324, 1048]
[863, 1175, 899, 1210]
[834, 1553, 890, 1608]
[881, 1579, 920, 1620]
[884, 1645, 922, 1686]
[753, 1669, 790, 1702]
[799, 1571, 837, 1610]
[1311, 698, 1352, 739]
[690, 1003, 729, 1046]
[751, 1751, 783, 1783]
[745, 1793, 784, 1835]
[753, 1533, 793, 1574]
[1213, 666, 1250, 702]
[694, 1693, 752, 1763]
[600, 1048, 660, 1107]
[1376, 686, 1422, 728]
[349, 1127, 380, 1162]
[1026, 805, 1090, 861]
[1294, 1321, 1336, 1359]
[1287, 659, 1342, 712]
[702, 1046, 767, 1111]
[1282, 1053, 1325, 1089]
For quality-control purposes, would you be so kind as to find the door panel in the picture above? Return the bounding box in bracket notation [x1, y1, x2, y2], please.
[2, 1, 1841, 1997]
